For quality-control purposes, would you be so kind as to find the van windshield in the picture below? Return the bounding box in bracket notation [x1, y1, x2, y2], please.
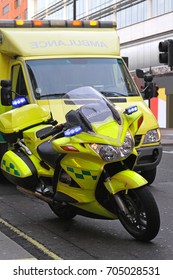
[26, 58, 139, 100]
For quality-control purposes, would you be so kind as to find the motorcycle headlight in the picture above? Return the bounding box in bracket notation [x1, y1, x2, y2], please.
[99, 145, 120, 161]
[90, 132, 134, 162]
[121, 132, 133, 156]
[143, 129, 160, 144]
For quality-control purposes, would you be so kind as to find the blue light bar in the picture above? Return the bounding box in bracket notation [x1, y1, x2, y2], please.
[125, 106, 138, 115]
[12, 97, 28, 108]
[64, 126, 82, 137]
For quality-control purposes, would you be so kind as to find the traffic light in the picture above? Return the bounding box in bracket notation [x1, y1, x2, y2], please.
[159, 39, 173, 70]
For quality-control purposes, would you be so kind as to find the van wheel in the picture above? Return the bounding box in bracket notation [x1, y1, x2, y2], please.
[140, 168, 156, 185]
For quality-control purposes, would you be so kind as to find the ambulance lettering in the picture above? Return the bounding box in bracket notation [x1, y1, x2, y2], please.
[30, 40, 108, 48]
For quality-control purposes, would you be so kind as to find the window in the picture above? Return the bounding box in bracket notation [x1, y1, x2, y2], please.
[152, 0, 173, 16]
[117, 1, 148, 28]
[26, 58, 138, 100]
[11, 65, 28, 97]
[3, 4, 9, 15]
[15, 0, 20, 8]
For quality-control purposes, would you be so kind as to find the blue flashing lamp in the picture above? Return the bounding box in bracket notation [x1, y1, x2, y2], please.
[125, 106, 138, 115]
[12, 97, 28, 108]
[64, 126, 82, 137]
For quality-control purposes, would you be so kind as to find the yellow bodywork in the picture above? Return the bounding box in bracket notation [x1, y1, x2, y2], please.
[0, 28, 120, 57]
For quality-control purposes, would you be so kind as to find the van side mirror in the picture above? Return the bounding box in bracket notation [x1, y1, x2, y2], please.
[136, 68, 158, 100]
[143, 82, 159, 99]
[0, 80, 12, 106]
[136, 69, 144, 78]
[142, 74, 159, 100]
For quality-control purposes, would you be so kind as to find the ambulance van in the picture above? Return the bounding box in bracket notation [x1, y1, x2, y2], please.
[0, 19, 162, 184]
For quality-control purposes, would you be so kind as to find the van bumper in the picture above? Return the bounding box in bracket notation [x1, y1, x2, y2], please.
[134, 144, 163, 172]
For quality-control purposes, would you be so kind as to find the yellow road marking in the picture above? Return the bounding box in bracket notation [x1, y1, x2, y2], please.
[0, 217, 62, 260]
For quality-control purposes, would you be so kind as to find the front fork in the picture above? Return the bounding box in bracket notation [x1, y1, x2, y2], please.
[104, 169, 148, 214]
[113, 194, 129, 215]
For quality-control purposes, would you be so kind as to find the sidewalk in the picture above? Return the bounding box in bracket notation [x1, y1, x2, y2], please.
[0, 127, 173, 260]
[0, 231, 35, 260]
[160, 128, 173, 145]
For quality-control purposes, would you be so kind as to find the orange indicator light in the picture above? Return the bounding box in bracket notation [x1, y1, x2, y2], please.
[61, 146, 79, 152]
[72, 20, 82, 27]
[33, 20, 43, 26]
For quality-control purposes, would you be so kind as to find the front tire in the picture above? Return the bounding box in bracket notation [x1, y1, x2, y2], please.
[117, 186, 160, 241]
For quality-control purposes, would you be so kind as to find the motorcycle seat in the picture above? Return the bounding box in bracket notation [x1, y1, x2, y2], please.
[37, 141, 61, 168]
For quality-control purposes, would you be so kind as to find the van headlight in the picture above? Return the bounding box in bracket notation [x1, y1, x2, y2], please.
[143, 129, 160, 144]
[90, 132, 134, 162]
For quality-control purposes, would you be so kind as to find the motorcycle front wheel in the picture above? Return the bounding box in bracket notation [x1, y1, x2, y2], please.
[116, 186, 160, 242]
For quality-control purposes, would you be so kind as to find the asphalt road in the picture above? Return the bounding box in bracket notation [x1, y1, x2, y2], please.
[0, 145, 173, 260]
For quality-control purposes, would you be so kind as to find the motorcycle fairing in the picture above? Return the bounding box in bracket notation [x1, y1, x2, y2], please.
[55, 164, 146, 203]
[70, 199, 117, 219]
[23, 124, 53, 157]
[59, 154, 102, 190]
[51, 169, 147, 220]
[55, 183, 117, 219]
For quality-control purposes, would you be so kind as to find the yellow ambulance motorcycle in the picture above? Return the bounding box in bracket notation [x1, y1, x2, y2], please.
[0, 87, 160, 241]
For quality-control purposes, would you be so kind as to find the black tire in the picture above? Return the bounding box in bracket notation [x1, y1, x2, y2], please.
[117, 186, 160, 241]
[49, 202, 76, 220]
[140, 168, 156, 185]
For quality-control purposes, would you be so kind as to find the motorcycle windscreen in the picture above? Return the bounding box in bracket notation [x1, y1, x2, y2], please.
[63, 86, 124, 139]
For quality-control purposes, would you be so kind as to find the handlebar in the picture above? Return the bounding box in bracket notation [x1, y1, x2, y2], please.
[39, 124, 64, 140]
[39, 123, 83, 140]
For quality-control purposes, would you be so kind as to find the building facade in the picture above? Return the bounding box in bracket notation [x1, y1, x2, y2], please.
[0, 0, 28, 19]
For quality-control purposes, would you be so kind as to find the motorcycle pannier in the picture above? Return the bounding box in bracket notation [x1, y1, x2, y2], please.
[0, 104, 51, 143]
[1, 149, 38, 188]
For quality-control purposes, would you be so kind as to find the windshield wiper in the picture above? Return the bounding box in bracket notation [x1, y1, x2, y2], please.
[100, 91, 127, 97]
[36, 93, 66, 99]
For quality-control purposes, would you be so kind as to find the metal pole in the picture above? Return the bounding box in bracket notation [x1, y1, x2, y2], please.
[73, 0, 76, 20]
